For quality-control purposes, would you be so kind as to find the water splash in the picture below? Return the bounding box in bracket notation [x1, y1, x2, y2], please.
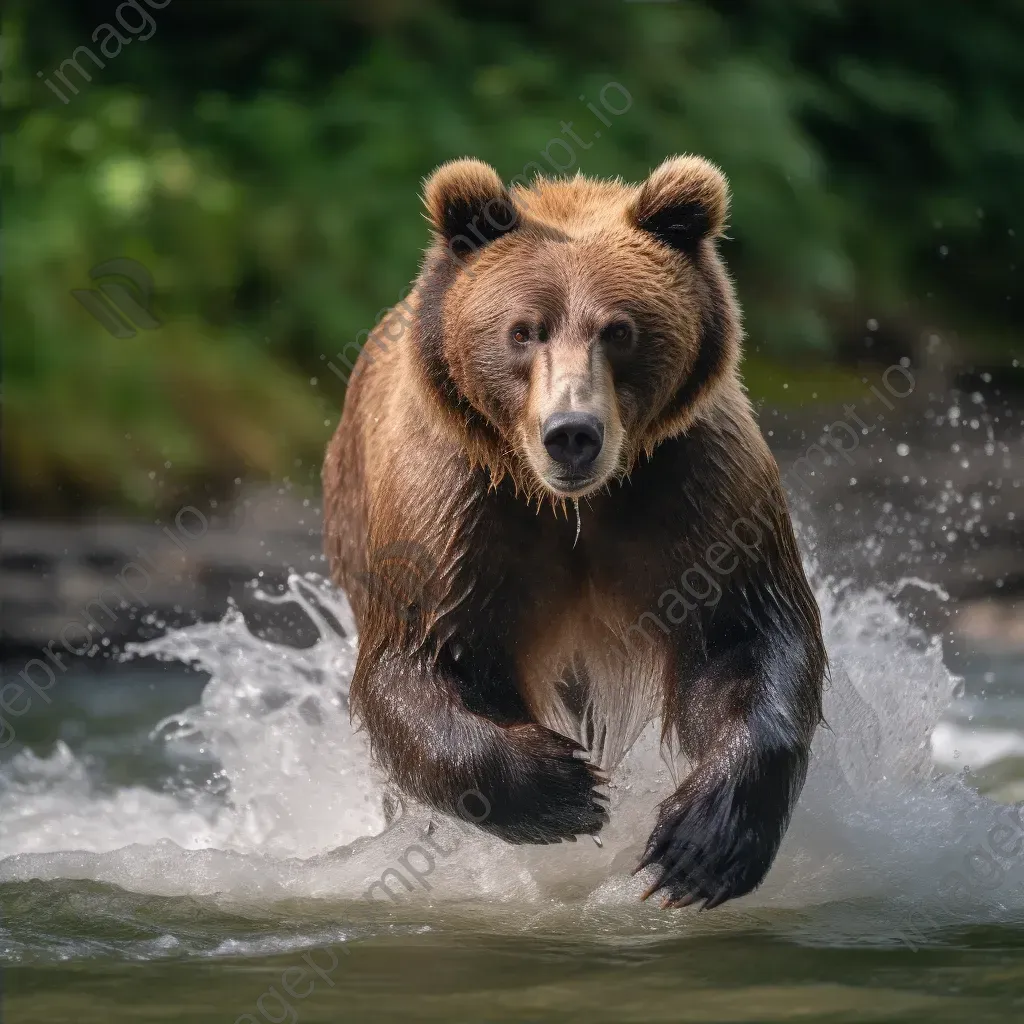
[136, 576, 383, 859]
[2, 559, 1023, 953]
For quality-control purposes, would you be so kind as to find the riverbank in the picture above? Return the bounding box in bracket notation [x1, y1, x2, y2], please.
[3, 387, 1021, 664]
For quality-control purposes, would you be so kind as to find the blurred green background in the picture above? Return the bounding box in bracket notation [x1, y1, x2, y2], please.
[5, 0, 1023, 518]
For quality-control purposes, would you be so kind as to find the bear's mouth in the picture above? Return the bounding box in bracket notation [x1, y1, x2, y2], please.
[544, 468, 604, 498]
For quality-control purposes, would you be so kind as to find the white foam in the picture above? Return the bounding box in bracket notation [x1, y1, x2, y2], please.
[932, 720, 1024, 771]
[2, 561, 1023, 944]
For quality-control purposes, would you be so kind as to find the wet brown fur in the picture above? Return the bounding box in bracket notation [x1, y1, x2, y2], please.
[323, 156, 826, 906]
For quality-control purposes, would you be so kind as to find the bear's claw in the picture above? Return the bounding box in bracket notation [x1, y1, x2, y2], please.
[471, 724, 608, 845]
[634, 777, 780, 911]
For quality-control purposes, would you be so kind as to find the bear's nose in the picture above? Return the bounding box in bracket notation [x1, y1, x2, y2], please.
[542, 413, 604, 470]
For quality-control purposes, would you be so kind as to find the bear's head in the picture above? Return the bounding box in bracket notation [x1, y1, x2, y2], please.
[413, 156, 742, 502]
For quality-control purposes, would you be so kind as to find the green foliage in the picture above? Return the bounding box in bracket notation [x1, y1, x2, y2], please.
[5, 0, 1022, 514]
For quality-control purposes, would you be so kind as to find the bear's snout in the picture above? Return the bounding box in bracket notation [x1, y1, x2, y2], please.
[542, 412, 604, 471]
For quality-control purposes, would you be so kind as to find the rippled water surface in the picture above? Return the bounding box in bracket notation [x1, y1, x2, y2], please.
[4, 541, 1024, 1022]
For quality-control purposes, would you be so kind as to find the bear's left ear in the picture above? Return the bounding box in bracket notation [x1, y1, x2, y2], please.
[630, 155, 729, 253]
[422, 158, 520, 258]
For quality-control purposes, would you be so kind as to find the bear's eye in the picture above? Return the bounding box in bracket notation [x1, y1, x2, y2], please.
[510, 323, 549, 345]
[603, 321, 635, 347]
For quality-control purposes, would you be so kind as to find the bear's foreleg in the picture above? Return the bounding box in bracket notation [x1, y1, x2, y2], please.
[352, 648, 608, 844]
[637, 618, 824, 909]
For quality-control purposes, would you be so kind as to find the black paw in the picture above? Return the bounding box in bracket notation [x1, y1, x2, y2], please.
[634, 768, 793, 910]
[471, 724, 608, 845]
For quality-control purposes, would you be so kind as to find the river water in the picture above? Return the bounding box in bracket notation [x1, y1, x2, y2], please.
[3, 540, 1024, 1022]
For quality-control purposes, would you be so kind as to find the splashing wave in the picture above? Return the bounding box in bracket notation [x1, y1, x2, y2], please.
[2, 560, 1023, 955]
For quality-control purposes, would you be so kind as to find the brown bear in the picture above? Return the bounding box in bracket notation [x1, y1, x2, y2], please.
[322, 156, 826, 909]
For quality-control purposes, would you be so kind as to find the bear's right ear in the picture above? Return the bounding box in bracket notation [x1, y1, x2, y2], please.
[630, 155, 729, 253]
[422, 158, 520, 258]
